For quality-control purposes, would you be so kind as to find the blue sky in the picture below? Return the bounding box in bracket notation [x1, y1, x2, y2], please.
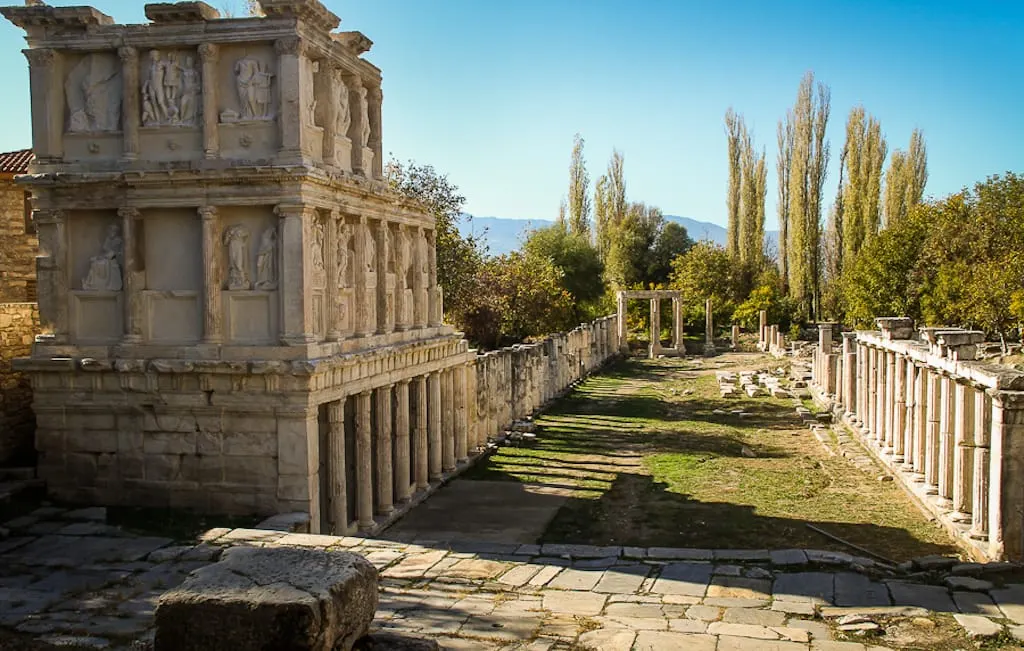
[1, 1, 1021, 229]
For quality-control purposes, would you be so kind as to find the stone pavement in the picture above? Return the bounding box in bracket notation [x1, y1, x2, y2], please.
[5, 508, 1024, 649]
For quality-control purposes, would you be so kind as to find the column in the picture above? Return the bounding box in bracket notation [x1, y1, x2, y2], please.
[118, 46, 140, 161]
[198, 43, 219, 159]
[454, 364, 468, 463]
[758, 309, 767, 350]
[883, 350, 895, 451]
[842, 333, 857, 416]
[326, 210, 341, 341]
[937, 374, 954, 506]
[275, 37, 303, 162]
[23, 48, 62, 163]
[322, 63, 339, 166]
[275, 204, 315, 344]
[344, 74, 368, 174]
[902, 358, 916, 470]
[395, 224, 409, 332]
[951, 380, 974, 522]
[970, 388, 989, 540]
[912, 363, 927, 478]
[866, 347, 877, 437]
[353, 217, 371, 337]
[875, 348, 887, 445]
[649, 298, 659, 359]
[33, 210, 69, 343]
[892, 352, 906, 461]
[616, 293, 627, 351]
[442, 368, 456, 472]
[327, 399, 348, 533]
[412, 228, 427, 329]
[427, 371, 442, 480]
[368, 83, 383, 179]
[673, 297, 684, 352]
[704, 298, 715, 351]
[375, 385, 394, 515]
[355, 391, 374, 529]
[199, 206, 222, 344]
[855, 342, 867, 423]
[119, 207, 142, 343]
[987, 392, 1024, 560]
[376, 219, 391, 334]
[393, 380, 411, 502]
[924, 370, 941, 494]
[427, 230, 440, 327]
[414, 375, 429, 490]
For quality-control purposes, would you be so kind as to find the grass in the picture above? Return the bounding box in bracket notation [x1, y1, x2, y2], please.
[464, 353, 960, 561]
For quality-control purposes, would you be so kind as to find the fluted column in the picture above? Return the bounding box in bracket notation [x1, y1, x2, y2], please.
[866, 346, 877, 436]
[414, 375, 429, 490]
[327, 399, 348, 533]
[951, 380, 974, 522]
[368, 83, 383, 179]
[118, 47, 140, 161]
[23, 49, 62, 163]
[892, 352, 906, 461]
[427, 230, 440, 327]
[326, 209, 341, 341]
[428, 371, 442, 480]
[454, 364, 468, 463]
[874, 348, 886, 444]
[34, 210, 69, 343]
[395, 224, 409, 332]
[199, 206, 222, 344]
[937, 374, 955, 506]
[441, 368, 456, 472]
[375, 385, 394, 515]
[970, 388, 990, 540]
[275, 204, 315, 344]
[355, 390, 374, 530]
[198, 43, 219, 159]
[924, 370, 941, 494]
[412, 227, 427, 329]
[912, 362, 927, 478]
[354, 217, 371, 337]
[275, 37, 303, 162]
[394, 380, 411, 503]
[842, 333, 857, 416]
[466, 360, 479, 450]
[376, 219, 391, 335]
[902, 358, 917, 471]
[119, 207, 142, 343]
[322, 63, 339, 166]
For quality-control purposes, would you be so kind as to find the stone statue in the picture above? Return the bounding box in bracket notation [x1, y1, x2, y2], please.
[234, 57, 274, 121]
[82, 223, 124, 291]
[254, 226, 278, 290]
[337, 223, 352, 288]
[382, 225, 392, 273]
[66, 54, 121, 133]
[336, 74, 351, 136]
[179, 56, 200, 125]
[304, 60, 318, 128]
[312, 219, 325, 273]
[223, 224, 251, 290]
[363, 222, 376, 272]
[357, 86, 370, 148]
[142, 50, 201, 127]
[398, 227, 411, 281]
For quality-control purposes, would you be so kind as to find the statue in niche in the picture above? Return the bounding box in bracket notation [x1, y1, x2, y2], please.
[142, 50, 201, 127]
[82, 223, 124, 291]
[381, 225, 392, 273]
[304, 60, 318, 128]
[223, 224, 251, 290]
[336, 75, 351, 136]
[357, 86, 370, 148]
[312, 219, 325, 273]
[234, 57, 274, 121]
[363, 223, 376, 272]
[398, 227, 411, 284]
[418, 231, 429, 273]
[336, 223, 352, 288]
[66, 54, 122, 133]
[254, 226, 278, 290]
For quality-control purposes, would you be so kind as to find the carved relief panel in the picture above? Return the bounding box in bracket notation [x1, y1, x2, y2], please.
[218, 207, 279, 345]
[361, 218, 377, 335]
[65, 53, 122, 134]
[311, 212, 326, 339]
[336, 219, 354, 335]
[69, 212, 124, 344]
[140, 49, 202, 128]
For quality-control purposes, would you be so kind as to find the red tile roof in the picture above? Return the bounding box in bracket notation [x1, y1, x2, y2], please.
[0, 148, 33, 174]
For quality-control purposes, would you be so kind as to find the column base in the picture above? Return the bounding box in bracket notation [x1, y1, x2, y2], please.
[934, 496, 953, 509]
[376, 505, 394, 516]
[122, 334, 143, 344]
[280, 333, 317, 345]
[967, 529, 989, 541]
[909, 472, 926, 483]
[949, 510, 972, 524]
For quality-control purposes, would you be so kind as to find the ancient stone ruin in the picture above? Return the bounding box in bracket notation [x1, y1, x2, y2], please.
[2, 0, 619, 535]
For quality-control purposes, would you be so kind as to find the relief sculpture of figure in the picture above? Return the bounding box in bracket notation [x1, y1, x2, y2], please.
[358, 86, 370, 148]
[336, 74, 351, 136]
[235, 57, 274, 121]
[254, 226, 278, 290]
[363, 222, 376, 272]
[141, 51, 200, 127]
[147, 51, 169, 122]
[66, 54, 121, 133]
[381, 225, 392, 273]
[336, 223, 352, 288]
[179, 56, 200, 125]
[223, 224, 251, 290]
[82, 224, 124, 291]
[312, 220, 325, 273]
[398, 227, 411, 284]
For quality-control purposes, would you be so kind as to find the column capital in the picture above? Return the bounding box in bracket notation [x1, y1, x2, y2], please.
[198, 42, 219, 62]
[397, 378, 412, 386]
[33, 209, 66, 225]
[23, 48, 56, 68]
[275, 203, 315, 220]
[359, 389, 373, 399]
[118, 207, 140, 219]
[274, 36, 304, 56]
[198, 205, 218, 220]
[117, 46, 138, 63]
[343, 72, 364, 90]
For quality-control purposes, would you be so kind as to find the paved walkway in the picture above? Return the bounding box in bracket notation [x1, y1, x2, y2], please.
[3, 506, 1024, 649]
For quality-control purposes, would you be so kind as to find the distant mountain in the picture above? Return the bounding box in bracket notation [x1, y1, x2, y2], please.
[458, 213, 778, 256]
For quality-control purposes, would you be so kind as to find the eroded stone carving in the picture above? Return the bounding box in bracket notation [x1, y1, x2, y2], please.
[223, 224, 251, 290]
[305, 60, 318, 128]
[312, 218, 325, 274]
[398, 227, 411, 284]
[66, 54, 122, 133]
[363, 221, 376, 272]
[336, 73, 351, 136]
[231, 57, 274, 122]
[82, 224, 124, 291]
[337, 223, 352, 288]
[142, 50, 201, 127]
[358, 86, 370, 148]
[255, 226, 278, 290]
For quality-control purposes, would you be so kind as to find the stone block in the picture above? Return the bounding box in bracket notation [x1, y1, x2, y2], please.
[155, 546, 378, 651]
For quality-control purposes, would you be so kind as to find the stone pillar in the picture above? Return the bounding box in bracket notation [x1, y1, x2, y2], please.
[649, 298, 660, 359]
[368, 83, 383, 179]
[277, 411, 321, 532]
[924, 370, 941, 494]
[395, 224, 409, 332]
[673, 297, 685, 353]
[731, 325, 739, 349]
[355, 390, 374, 530]
[394, 379, 411, 503]
[321, 63, 339, 166]
[414, 375, 429, 490]
[344, 74, 367, 174]
[912, 363, 927, 478]
[376, 219, 391, 335]
[199, 206, 222, 344]
[275, 204, 315, 344]
[119, 207, 142, 343]
[327, 399, 348, 533]
[375, 385, 394, 515]
[987, 392, 1024, 560]
[704, 298, 715, 355]
[902, 358, 916, 471]
[326, 210, 341, 341]
[354, 217, 372, 338]
[454, 363, 468, 463]
[118, 46, 140, 161]
[842, 333, 857, 416]
[937, 374, 955, 506]
[33, 210, 68, 343]
[198, 43, 219, 159]
[23, 48, 62, 163]
[616, 293, 627, 351]
[427, 231, 440, 327]
[441, 368, 455, 472]
[758, 310, 767, 350]
[866, 347, 877, 437]
[275, 37, 303, 163]
[875, 348, 887, 445]
[893, 352, 906, 460]
[952, 380, 974, 522]
[412, 228, 427, 329]
[883, 350, 896, 452]
[428, 371, 442, 480]
[970, 388, 990, 540]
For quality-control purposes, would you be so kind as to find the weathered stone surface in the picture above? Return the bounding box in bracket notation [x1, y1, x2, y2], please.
[944, 576, 993, 592]
[651, 563, 713, 597]
[154, 546, 378, 651]
[353, 632, 440, 650]
[953, 613, 1002, 639]
[886, 582, 955, 613]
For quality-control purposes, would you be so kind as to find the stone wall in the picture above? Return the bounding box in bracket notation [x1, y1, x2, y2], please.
[0, 302, 39, 464]
[0, 178, 37, 303]
[475, 314, 619, 440]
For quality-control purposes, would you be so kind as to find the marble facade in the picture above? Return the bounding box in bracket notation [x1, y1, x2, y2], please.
[2, 0, 466, 534]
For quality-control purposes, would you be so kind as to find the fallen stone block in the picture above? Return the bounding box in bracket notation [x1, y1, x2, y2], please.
[154, 546, 378, 651]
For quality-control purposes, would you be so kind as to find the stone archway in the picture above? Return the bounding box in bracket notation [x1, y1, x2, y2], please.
[616, 290, 686, 358]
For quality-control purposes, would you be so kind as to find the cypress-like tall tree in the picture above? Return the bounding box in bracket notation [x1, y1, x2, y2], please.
[776, 113, 794, 288]
[883, 129, 928, 225]
[839, 107, 886, 269]
[595, 150, 626, 261]
[725, 108, 743, 257]
[594, 175, 610, 258]
[567, 133, 591, 237]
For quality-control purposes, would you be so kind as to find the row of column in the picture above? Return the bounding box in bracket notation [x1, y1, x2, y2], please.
[324, 361, 477, 533]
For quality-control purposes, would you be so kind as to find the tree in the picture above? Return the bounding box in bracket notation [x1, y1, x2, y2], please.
[884, 129, 928, 225]
[785, 71, 830, 320]
[594, 175, 610, 260]
[384, 158, 484, 320]
[567, 133, 591, 237]
[606, 202, 663, 288]
[669, 241, 741, 327]
[838, 107, 887, 269]
[776, 113, 794, 288]
[647, 221, 693, 286]
[595, 149, 627, 261]
[725, 108, 743, 257]
[522, 225, 605, 321]
[739, 137, 767, 270]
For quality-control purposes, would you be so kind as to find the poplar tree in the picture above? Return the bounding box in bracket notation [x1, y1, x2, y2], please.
[567, 133, 591, 237]
[725, 108, 743, 257]
[839, 107, 886, 268]
[594, 150, 626, 262]
[883, 129, 928, 225]
[776, 113, 794, 288]
[594, 175, 610, 259]
[738, 135, 766, 269]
